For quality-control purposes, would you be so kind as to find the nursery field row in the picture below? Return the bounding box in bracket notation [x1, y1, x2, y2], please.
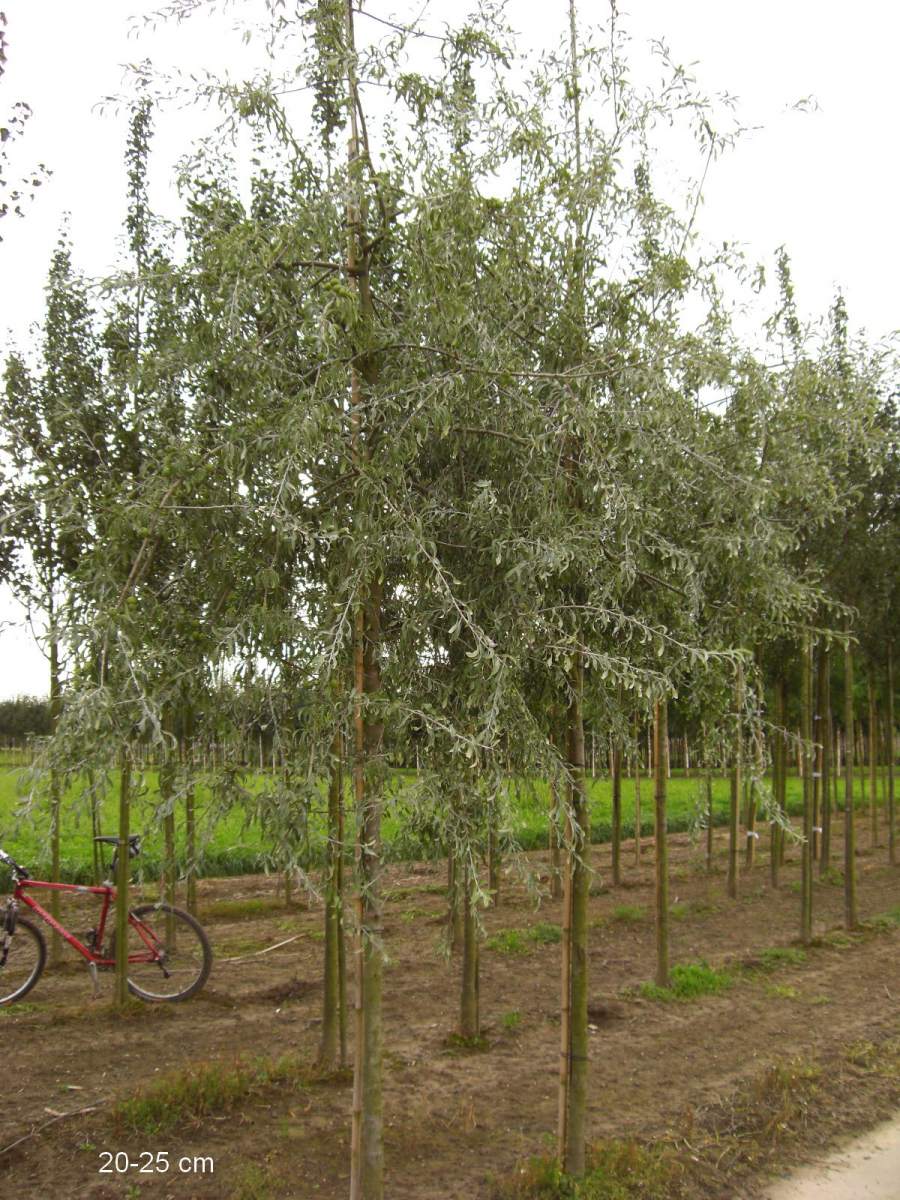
[0, 764, 890, 884]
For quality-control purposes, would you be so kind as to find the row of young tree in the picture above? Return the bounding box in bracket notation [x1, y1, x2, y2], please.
[1, 2, 896, 1194]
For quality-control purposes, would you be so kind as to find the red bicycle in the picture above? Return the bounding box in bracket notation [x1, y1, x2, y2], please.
[0, 838, 212, 1005]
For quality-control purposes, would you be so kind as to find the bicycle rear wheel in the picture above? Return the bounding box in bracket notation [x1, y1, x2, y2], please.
[0, 915, 46, 1006]
[114, 903, 212, 1001]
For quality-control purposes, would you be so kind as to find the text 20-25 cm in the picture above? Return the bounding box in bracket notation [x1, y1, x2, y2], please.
[99, 1151, 214, 1175]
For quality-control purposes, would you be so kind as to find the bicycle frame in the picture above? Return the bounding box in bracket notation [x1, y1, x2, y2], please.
[14, 879, 162, 968]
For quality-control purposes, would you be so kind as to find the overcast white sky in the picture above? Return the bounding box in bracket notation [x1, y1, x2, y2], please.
[1, 0, 898, 700]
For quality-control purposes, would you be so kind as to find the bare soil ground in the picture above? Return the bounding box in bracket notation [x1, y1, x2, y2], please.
[1, 824, 898, 1200]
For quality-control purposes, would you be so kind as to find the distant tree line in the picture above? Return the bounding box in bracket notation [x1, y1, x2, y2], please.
[0, 695, 52, 739]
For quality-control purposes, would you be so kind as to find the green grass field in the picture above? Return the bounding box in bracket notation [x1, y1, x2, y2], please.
[0, 758, 888, 885]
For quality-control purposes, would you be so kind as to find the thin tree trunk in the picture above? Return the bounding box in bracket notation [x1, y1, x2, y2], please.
[557, 793, 573, 1167]
[350, 581, 384, 1200]
[744, 776, 757, 870]
[447, 851, 463, 951]
[819, 647, 832, 872]
[772, 673, 786, 887]
[184, 781, 197, 916]
[459, 857, 479, 1039]
[159, 747, 177, 952]
[844, 637, 857, 928]
[665, 731, 671, 779]
[487, 809, 500, 907]
[48, 603, 62, 966]
[320, 726, 346, 1069]
[89, 770, 102, 886]
[858, 717, 868, 820]
[549, 749, 563, 899]
[887, 644, 896, 866]
[180, 705, 198, 917]
[633, 715, 642, 868]
[346, 12, 383, 1188]
[706, 771, 714, 873]
[800, 634, 814, 945]
[113, 752, 132, 1008]
[727, 662, 742, 899]
[610, 736, 622, 886]
[558, 655, 589, 1176]
[654, 700, 669, 988]
[869, 678, 878, 848]
[811, 649, 822, 862]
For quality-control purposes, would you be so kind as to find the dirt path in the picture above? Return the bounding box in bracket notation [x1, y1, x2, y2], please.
[761, 1114, 900, 1200]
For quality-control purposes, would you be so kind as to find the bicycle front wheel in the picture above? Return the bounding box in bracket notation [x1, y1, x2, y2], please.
[0, 915, 46, 1006]
[115, 904, 212, 1002]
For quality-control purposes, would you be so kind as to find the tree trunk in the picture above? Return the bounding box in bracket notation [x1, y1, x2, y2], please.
[89, 770, 102, 886]
[549, 748, 563, 899]
[610, 736, 622, 886]
[819, 647, 832, 872]
[350, 581, 384, 1200]
[869, 677, 878, 848]
[887, 644, 896, 866]
[447, 851, 463, 951]
[487, 809, 500, 907]
[800, 634, 814, 945]
[844, 637, 857, 928]
[771, 672, 786, 887]
[113, 752, 132, 1008]
[810, 649, 822, 862]
[727, 662, 742, 899]
[184, 782, 197, 916]
[181, 704, 198, 916]
[558, 655, 589, 1176]
[320, 726, 346, 1069]
[633, 715, 642, 868]
[159, 755, 177, 953]
[654, 700, 669, 988]
[744, 777, 757, 870]
[459, 857, 480, 1039]
[857, 717, 868, 819]
[48, 604, 62, 966]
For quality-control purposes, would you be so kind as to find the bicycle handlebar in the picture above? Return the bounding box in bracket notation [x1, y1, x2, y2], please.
[0, 848, 29, 879]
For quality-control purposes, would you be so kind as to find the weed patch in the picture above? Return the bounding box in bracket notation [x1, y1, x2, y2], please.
[114, 1053, 308, 1135]
[490, 1140, 682, 1199]
[231, 1162, 279, 1200]
[486, 924, 561, 955]
[0, 1001, 42, 1017]
[442, 1032, 491, 1055]
[201, 896, 291, 921]
[764, 983, 799, 1000]
[217, 935, 271, 957]
[609, 904, 645, 924]
[845, 1037, 900, 1076]
[399, 906, 432, 923]
[750, 946, 806, 973]
[638, 961, 732, 1002]
[866, 905, 900, 932]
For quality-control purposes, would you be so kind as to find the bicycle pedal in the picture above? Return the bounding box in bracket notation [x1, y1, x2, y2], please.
[87, 961, 100, 999]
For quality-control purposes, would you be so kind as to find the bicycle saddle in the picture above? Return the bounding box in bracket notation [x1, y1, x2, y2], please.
[94, 835, 142, 854]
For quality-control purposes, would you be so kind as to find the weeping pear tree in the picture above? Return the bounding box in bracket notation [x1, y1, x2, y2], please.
[1, 234, 109, 959]
[116, 2, 573, 1191]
